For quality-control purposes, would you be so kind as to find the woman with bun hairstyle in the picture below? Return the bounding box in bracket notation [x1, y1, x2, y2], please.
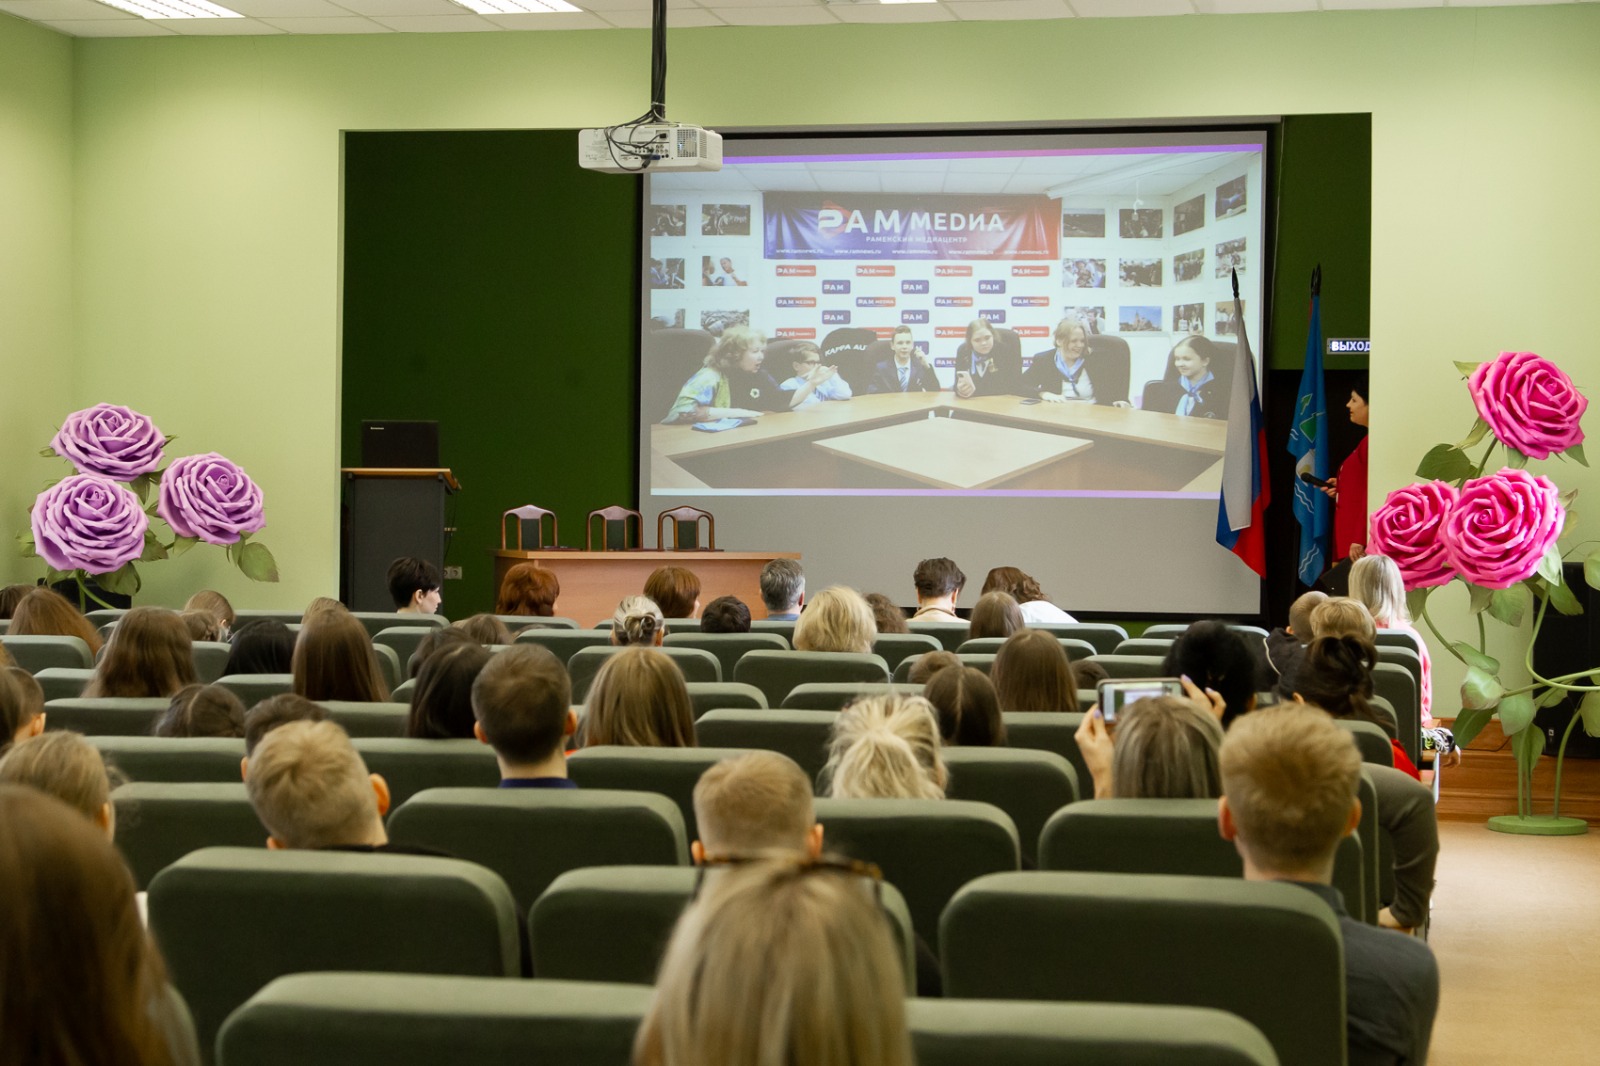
[10, 587, 104, 656]
[612, 596, 666, 647]
[582, 647, 696, 749]
[1295, 633, 1420, 779]
[824, 693, 946, 800]
[292, 608, 390, 703]
[85, 608, 196, 699]
[495, 562, 561, 617]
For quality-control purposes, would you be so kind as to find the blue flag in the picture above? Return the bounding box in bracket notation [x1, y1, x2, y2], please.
[1287, 267, 1331, 586]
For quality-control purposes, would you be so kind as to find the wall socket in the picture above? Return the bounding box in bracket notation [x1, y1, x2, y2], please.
[443, 566, 463, 580]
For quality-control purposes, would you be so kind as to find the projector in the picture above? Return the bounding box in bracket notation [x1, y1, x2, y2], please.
[578, 123, 723, 174]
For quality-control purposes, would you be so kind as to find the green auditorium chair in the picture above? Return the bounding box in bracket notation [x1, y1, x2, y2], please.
[566, 746, 750, 841]
[941, 871, 1345, 1066]
[232, 610, 307, 627]
[748, 619, 796, 643]
[892, 654, 998, 682]
[1334, 718, 1396, 768]
[512, 628, 616, 664]
[112, 782, 263, 889]
[372, 627, 437, 675]
[568, 645, 720, 702]
[216, 674, 294, 705]
[391, 679, 416, 702]
[907, 621, 970, 652]
[780, 681, 924, 711]
[871, 632, 942, 670]
[943, 748, 1078, 868]
[373, 644, 402, 692]
[151, 848, 521, 1065]
[93, 736, 246, 783]
[1032, 622, 1128, 655]
[957, 636, 1098, 661]
[694, 709, 837, 784]
[1142, 623, 1269, 641]
[387, 787, 688, 913]
[192, 641, 232, 683]
[733, 651, 890, 708]
[1374, 628, 1425, 655]
[33, 666, 93, 702]
[1372, 662, 1421, 764]
[1085, 654, 1168, 679]
[2, 634, 94, 671]
[664, 631, 789, 681]
[352, 612, 448, 639]
[317, 701, 410, 738]
[45, 696, 169, 735]
[493, 614, 579, 631]
[348, 738, 499, 807]
[1113, 637, 1176, 657]
[1375, 644, 1423, 691]
[86, 607, 129, 627]
[683, 681, 767, 718]
[1002, 712, 1092, 798]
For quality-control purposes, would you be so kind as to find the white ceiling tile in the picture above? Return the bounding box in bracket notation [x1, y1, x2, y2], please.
[829, 2, 957, 21]
[707, 5, 837, 23]
[223, 0, 350, 14]
[572, 0, 687, 11]
[38, 14, 177, 30]
[600, 6, 725, 23]
[947, 0, 1073, 19]
[149, 15, 286, 29]
[1068, 0, 1193, 14]
[259, 13, 389, 28]
[696, 0, 810, 8]
[0, 0, 137, 19]
[1195, 0, 1315, 11]
[479, 10, 611, 27]
[367, 10, 499, 26]
[334, 0, 460, 15]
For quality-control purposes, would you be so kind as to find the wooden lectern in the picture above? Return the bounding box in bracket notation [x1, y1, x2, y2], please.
[341, 468, 460, 611]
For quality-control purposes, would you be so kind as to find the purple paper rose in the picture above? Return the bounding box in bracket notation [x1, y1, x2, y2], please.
[1468, 351, 1588, 460]
[1368, 480, 1459, 589]
[50, 403, 166, 479]
[31, 475, 149, 574]
[157, 452, 266, 546]
[1440, 469, 1562, 589]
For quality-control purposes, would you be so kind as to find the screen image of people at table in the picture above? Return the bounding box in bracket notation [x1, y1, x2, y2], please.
[642, 133, 1265, 496]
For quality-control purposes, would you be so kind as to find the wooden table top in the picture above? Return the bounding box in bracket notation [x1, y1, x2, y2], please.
[812, 419, 1094, 490]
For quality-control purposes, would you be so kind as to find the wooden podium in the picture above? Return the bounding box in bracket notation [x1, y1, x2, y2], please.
[492, 549, 798, 628]
[342, 468, 460, 611]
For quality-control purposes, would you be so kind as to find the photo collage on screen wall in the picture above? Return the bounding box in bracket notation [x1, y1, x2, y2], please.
[648, 197, 761, 337]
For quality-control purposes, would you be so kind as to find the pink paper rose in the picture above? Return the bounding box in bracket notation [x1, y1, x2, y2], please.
[1440, 468, 1562, 589]
[1468, 351, 1587, 460]
[157, 452, 266, 545]
[1368, 480, 1459, 589]
[31, 474, 149, 574]
[50, 403, 166, 479]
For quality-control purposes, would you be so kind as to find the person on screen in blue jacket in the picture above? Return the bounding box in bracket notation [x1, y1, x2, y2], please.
[869, 326, 941, 394]
[1141, 336, 1229, 419]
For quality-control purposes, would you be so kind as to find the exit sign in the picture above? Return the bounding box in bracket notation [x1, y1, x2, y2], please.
[1327, 338, 1370, 355]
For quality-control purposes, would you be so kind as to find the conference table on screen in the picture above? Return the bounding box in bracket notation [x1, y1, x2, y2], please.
[650, 392, 1227, 493]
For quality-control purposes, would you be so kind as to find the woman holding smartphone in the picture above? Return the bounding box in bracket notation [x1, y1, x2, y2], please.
[953, 319, 1022, 398]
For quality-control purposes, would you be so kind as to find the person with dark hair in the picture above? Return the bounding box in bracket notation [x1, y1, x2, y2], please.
[387, 557, 443, 615]
[758, 559, 805, 620]
[495, 562, 560, 617]
[1160, 621, 1262, 726]
[644, 565, 701, 619]
[0, 669, 45, 754]
[407, 626, 474, 679]
[700, 596, 752, 634]
[1320, 375, 1371, 564]
[452, 614, 513, 646]
[864, 593, 908, 635]
[85, 608, 195, 699]
[924, 666, 1005, 747]
[906, 650, 960, 686]
[910, 557, 965, 623]
[968, 591, 1023, 640]
[243, 693, 328, 760]
[292, 609, 389, 703]
[1294, 634, 1420, 779]
[980, 566, 1076, 623]
[407, 641, 492, 740]
[869, 325, 941, 394]
[10, 587, 104, 655]
[1069, 657, 1108, 693]
[471, 645, 577, 787]
[992, 629, 1078, 713]
[0, 584, 32, 619]
[153, 684, 246, 739]
[1142, 336, 1228, 419]
[953, 318, 1021, 398]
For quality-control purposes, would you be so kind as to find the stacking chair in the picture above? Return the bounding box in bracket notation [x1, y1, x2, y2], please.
[216, 674, 294, 705]
[908, 999, 1277, 1066]
[150, 848, 521, 1063]
[512, 628, 614, 664]
[566, 746, 752, 840]
[586, 505, 643, 551]
[941, 871, 1346, 1066]
[684, 680, 767, 718]
[1113, 638, 1175, 658]
[733, 650, 890, 708]
[33, 666, 93, 702]
[112, 782, 262, 888]
[92, 736, 246, 783]
[317, 700, 411, 738]
[349, 738, 499, 807]
[387, 787, 688, 913]
[192, 640, 232, 683]
[957, 636, 1098, 661]
[665, 631, 788, 681]
[780, 681, 923, 710]
[872, 632, 942, 670]
[694, 709, 837, 783]
[813, 797, 1019, 949]
[569, 645, 720, 702]
[1085, 654, 1168, 679]
[373, 627, 437, 674]
[352, 612, 448, 640]
[44, 696, 169, 735]
[501, 503, 560, 550]
[656, 504, 714, 550]
[1033, 623, 1128, 655]
[218, 973, 651, 1066]
[908, 621, 970, 652]
[1002, 712, 1091, 797]
[943, 748, 1078, 867]
[1, 634, 93, 671]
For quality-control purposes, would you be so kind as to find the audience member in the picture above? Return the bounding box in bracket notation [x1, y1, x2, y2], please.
[84, 607, 195, 699]
[612, 596, 666, 647]
[242, 693, 328, 759]
[910, 557, 965, 623]
[471, 645, 577, 787]
[864, 593, 908, 634]
[152, 684, 246, 739]
[0, 583, 31, 618]
[992, 629, 1078, 713]
[179, 609, 225, 643]
[1160, 621, 1260, 725]
[246, 720, 391, 849]
[0, 785, 199, 1066]
[634, 857, 915, 1066]
[407, 625, 474, 679]
[407, 640, 492, 740]
[968, 590, 1024, 640]
[0, 669, 45, 754]
[1074, 694, 1222, 799]
[644, 565, 701, 619]
[1294, 635, 1419, 778]
[758, 559, 806, 620]
[793, 586, 876, 655]
[691, 751, 822, 865]
[923, 665, 1005, 746]
[700, 596, 752, 634]
[1266, 590, 1327, 697]
[292, 608, 390, 703]
[582, 647, 696, 749]
[1310, 597, 1377, 644]
[0, 730, 119, 838]
[183, 589, 235, 639]
[906, 650, 960, 686]
[1069, 657, 1109, 692]
[388, 557, 443, 615]
[1351, 554, 1434, 727]
[1218, 706, 1439, 1065]
[9, 587, 104, 655]
[980, 566, 1077, 623]
[301, 596, 345, 625]
[452, 613, 513, 645]
[825, 694, 945, 800]
[495, 562, 561, 617]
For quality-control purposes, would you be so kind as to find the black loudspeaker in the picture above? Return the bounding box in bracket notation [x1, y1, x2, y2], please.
[1532, 563, 1600, 758]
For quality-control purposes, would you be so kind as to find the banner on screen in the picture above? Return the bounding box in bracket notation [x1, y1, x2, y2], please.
[765, 194, 1061, 261]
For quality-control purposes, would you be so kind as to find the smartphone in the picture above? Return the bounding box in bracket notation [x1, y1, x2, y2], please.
[1097, 677, 1185, 724]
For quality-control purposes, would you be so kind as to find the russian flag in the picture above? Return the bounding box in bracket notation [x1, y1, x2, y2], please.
[1216, 270, 1270, 578]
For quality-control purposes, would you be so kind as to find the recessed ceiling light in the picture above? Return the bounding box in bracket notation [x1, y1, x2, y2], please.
[98, 0, 243, 17]
[451, 0, 582, 13]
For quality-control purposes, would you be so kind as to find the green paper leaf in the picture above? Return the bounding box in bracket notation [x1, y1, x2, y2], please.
[1461, 666, 1503, 710]
[1466, 583, 1493, 615]
[1453, 360, 1484, 377]
[1487, 583, 1532, 627]
[1497, 693, 1536, 736]
[139, 531, 168, 563]
[16, 532, 37, 559]
[1579, 692, 1600, 739]
[235, 541, 280, 583]
[1535, 686, 1570, 710]
[1537, 543, 1565, 586]
[1512, 722, 1546, 779]
[96, 562, 141, 597]
[1547, 578, 1583, 616]
[1456, 417, 1491, 450]
[1506, 450, 1529, 470]
[1566, 441, 1589, 468]
[1405, 587, 1432, 621]
[38, 446, 56, 458]
[1415, 443, 1473, 482]
[1451, 706, 1495, 749]
[1585, 548, 1600, 591]
[169, 536, 200, 558]
[129, 473, 157, 504]
[1451, 642, 1500, 674]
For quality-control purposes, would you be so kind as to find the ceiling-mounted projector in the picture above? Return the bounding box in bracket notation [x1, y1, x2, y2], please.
[579, 123, 722, 174]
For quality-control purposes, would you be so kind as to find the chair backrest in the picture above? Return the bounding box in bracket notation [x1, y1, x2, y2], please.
[218, 973, 650, 1066]
[941, 871, 1346, 1066]
[566, 746, 752, 840]
[958, 636, 1098, 661]
[1085, 654, 1168, 679]
[44, 696, 170, 736]
[694, 708, 837, 784]
[683, 680, 768, 718]
[586, 506, 643, 551]
[112, 782, 262, 889]
[352, 612, 448, 640]
[387, 787, 688, 913]
[215, 674, 294, 705]
[317, 701, 411, 738]
[748, 618, 796, 642]
[663, 632, 788, 685]
[907, 621, 971, 652]
[1, 634, 93, 671]
[955, 653, 997, 676]
[32, 666, 94, 702]
[373, 627, 438, 676]
[1142, 623, 1269, 640]
[872, 632, 943, 669]
[1334, 718, 1396, 768]
[733, 650, 890, 707]
[348, 738, 500, 807]
[372, 643, 402, 691]
[512, 627, 615, 664]
[150, 848, 521, 1063]
[1030, 622, 1129, 655]
[391, 678, 416, 702]
[569, 645, 720, 702]
[1374, 627, 1424, 655]
[232, 610, 307, 627]
[943, 748, 1078, 868]
[908, 998, 1277, 1066]
[495, 614, 579, 631]
[1374, 645, 1423, 688]
[780, 681, 925, 711]
[1113, 637, 1175, 657]
[501, 504, 558, 550]
[1372, 661, 1421, 764]
[1083, 332, 1132, 405]
[86, 608, 129, 627]
[1002, 712, 1091, 800]
[92, 736, 246, 783]
[656, 505, 714, 550]
[813, 796, 1019, 949]
[192, 641, 232, 683]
